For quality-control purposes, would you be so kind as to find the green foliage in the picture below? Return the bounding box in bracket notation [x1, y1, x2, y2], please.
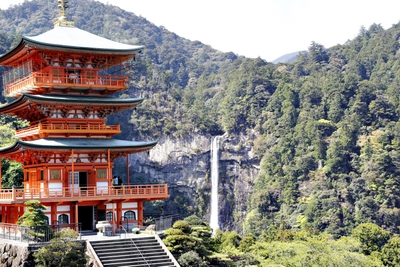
[251, 235, 383, 266]
[0, 122, 15, 147]
[218, 231, 242, 253]
[352, 223, 390, 255]
[164, 217, 213, 258]
[17, 200, 51, 241]
[17, 200, 48, 227]
[0, 158, 23, 189]
[238, 233, 256, 252]
[184, 215, 204, 226]
[163, 221, 196, 255]
[379, 237, 400, 267]
[178, 251, 207, 267]
[172, 220, 191, 233]
[34, 228, 86, 267]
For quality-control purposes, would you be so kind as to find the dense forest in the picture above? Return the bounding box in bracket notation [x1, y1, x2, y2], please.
[1, 0, 400, 265]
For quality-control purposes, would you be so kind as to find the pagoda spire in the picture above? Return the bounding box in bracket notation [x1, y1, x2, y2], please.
[54, 0, 74, 27]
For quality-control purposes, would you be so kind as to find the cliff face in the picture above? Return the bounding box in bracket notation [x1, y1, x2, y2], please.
[125, 132, 260, 234]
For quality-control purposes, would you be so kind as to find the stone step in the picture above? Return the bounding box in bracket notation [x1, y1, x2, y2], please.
[89, 236, 178, 267]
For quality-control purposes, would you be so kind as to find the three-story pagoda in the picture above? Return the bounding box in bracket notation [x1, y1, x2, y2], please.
[0, 1, 168, 231]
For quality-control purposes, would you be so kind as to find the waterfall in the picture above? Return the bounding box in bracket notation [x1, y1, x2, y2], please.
[210, 136, 220, 234]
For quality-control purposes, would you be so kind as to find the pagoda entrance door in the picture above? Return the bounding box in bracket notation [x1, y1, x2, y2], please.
[69, 172, 88, 194]
[78, 206, 94, 230]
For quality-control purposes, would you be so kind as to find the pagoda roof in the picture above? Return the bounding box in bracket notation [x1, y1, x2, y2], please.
[0, 94, 144, 115]
[0, 138, 157, 153]
[0, 25, 144, 64]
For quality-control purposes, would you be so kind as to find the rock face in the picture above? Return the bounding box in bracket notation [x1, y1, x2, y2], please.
[125, 132, 260, 234]
[0, 242, 36, 267]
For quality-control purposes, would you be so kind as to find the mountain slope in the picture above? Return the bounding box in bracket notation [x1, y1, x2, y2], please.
[1, 1, 400, 238]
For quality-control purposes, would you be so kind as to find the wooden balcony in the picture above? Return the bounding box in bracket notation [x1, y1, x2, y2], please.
[0, 184, 169, 204]
[15, 123, 121, 139]
[3, 71, 128, 97]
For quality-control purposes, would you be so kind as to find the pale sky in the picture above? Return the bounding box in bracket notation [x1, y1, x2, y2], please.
[1, 0, 400, 61]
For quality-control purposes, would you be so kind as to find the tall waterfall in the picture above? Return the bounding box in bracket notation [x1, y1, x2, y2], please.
[210, 136, 220, 234]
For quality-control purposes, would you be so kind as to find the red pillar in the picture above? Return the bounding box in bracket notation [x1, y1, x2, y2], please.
[138, 201, 143, 228]
[116, 201, 122, 230]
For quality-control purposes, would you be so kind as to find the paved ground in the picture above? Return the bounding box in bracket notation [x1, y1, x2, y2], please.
[80, 231, 157, 241]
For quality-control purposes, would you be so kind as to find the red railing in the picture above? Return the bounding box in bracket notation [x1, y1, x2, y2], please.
[3, 71, 128, 97]
[0, 184, 169, 202]
[15, 123, 120, 138]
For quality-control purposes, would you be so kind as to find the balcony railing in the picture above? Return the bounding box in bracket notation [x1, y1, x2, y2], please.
[15, 123, 121, 139]
[0, 184, 169, 203]
[3, 71, 128, 97]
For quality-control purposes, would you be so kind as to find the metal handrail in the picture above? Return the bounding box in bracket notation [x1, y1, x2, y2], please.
[154, 214, 178, 232]
[119, 225, 151, 267]
[0, 222, 81, 243]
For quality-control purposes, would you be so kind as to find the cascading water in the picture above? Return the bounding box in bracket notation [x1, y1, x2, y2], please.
[210, 136, 220, 234]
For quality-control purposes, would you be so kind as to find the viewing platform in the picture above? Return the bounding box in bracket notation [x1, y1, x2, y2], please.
[15, 123, 121, 140]
[3, 71, 128, 97]
[0, 184, 169, 204]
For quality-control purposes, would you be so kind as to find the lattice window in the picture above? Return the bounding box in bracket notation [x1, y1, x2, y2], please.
[50, 170, 61, 180]
[106, 211, 113, 222]
[124, 210, 136, 220]
[58, 214, 69, 224]
[97, 169, 107, 179]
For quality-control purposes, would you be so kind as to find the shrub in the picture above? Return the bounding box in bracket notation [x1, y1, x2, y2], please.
[34, 228, 86, 267]
[178, 251, 207, 267]
[352, 223, 390, 255]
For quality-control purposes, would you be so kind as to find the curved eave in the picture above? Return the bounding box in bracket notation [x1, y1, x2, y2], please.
[0, 95, 28, 114]
[0, 142, 21, 154]
[0, 94, 144, 115]
[26, 94, 144, 105]
[17, 138, 158, 152]
[0, 38, 27, 65]
[23, 38, 144, 55]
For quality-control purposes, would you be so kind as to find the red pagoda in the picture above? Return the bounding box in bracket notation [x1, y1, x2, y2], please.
[0, 1, 168, 231]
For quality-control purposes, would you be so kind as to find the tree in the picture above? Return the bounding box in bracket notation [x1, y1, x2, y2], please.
[184, 215, 213, 256]
[238, 233, 256, 252]
[1, 158, 23, 189]
[34, 228, 87, 267]
[352, 223, 390, 255]
[163, 220, 196, 255]
[380, 237, 400, 267]
[17, 200, 50, 241]
[308, 41, 329, 64]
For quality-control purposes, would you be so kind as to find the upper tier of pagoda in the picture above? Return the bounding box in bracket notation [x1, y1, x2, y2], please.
[0, 20, 143, 97]
[0, 94, 144, 140]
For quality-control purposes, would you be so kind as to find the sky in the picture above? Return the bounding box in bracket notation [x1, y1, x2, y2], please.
[1, 0, 400, 62]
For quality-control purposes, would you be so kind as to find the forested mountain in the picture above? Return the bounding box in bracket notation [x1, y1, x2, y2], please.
[1, 0, 400, 242]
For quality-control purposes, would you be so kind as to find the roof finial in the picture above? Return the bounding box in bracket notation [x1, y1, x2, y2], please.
[54, 0, 74, 27]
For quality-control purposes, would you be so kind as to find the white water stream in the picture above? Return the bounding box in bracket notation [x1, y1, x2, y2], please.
[210, 136, 220, 234]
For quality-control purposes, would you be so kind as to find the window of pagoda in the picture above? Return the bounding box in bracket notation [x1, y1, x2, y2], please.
[58, 214, 69, 224]
[50, 169, 62, 180]
[124, 210, 136, 220]
[106, 211, 113, 222]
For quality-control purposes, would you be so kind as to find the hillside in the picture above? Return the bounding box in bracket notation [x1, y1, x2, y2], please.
[1, 0, 400, 240]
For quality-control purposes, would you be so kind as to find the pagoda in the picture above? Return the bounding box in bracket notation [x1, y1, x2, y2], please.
[0, 1, 168, 231]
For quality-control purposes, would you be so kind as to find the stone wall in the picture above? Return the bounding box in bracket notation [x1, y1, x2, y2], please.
[0, 241, 40, 267]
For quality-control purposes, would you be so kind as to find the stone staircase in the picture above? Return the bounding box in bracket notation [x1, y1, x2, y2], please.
[88, 235, 179, 267]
